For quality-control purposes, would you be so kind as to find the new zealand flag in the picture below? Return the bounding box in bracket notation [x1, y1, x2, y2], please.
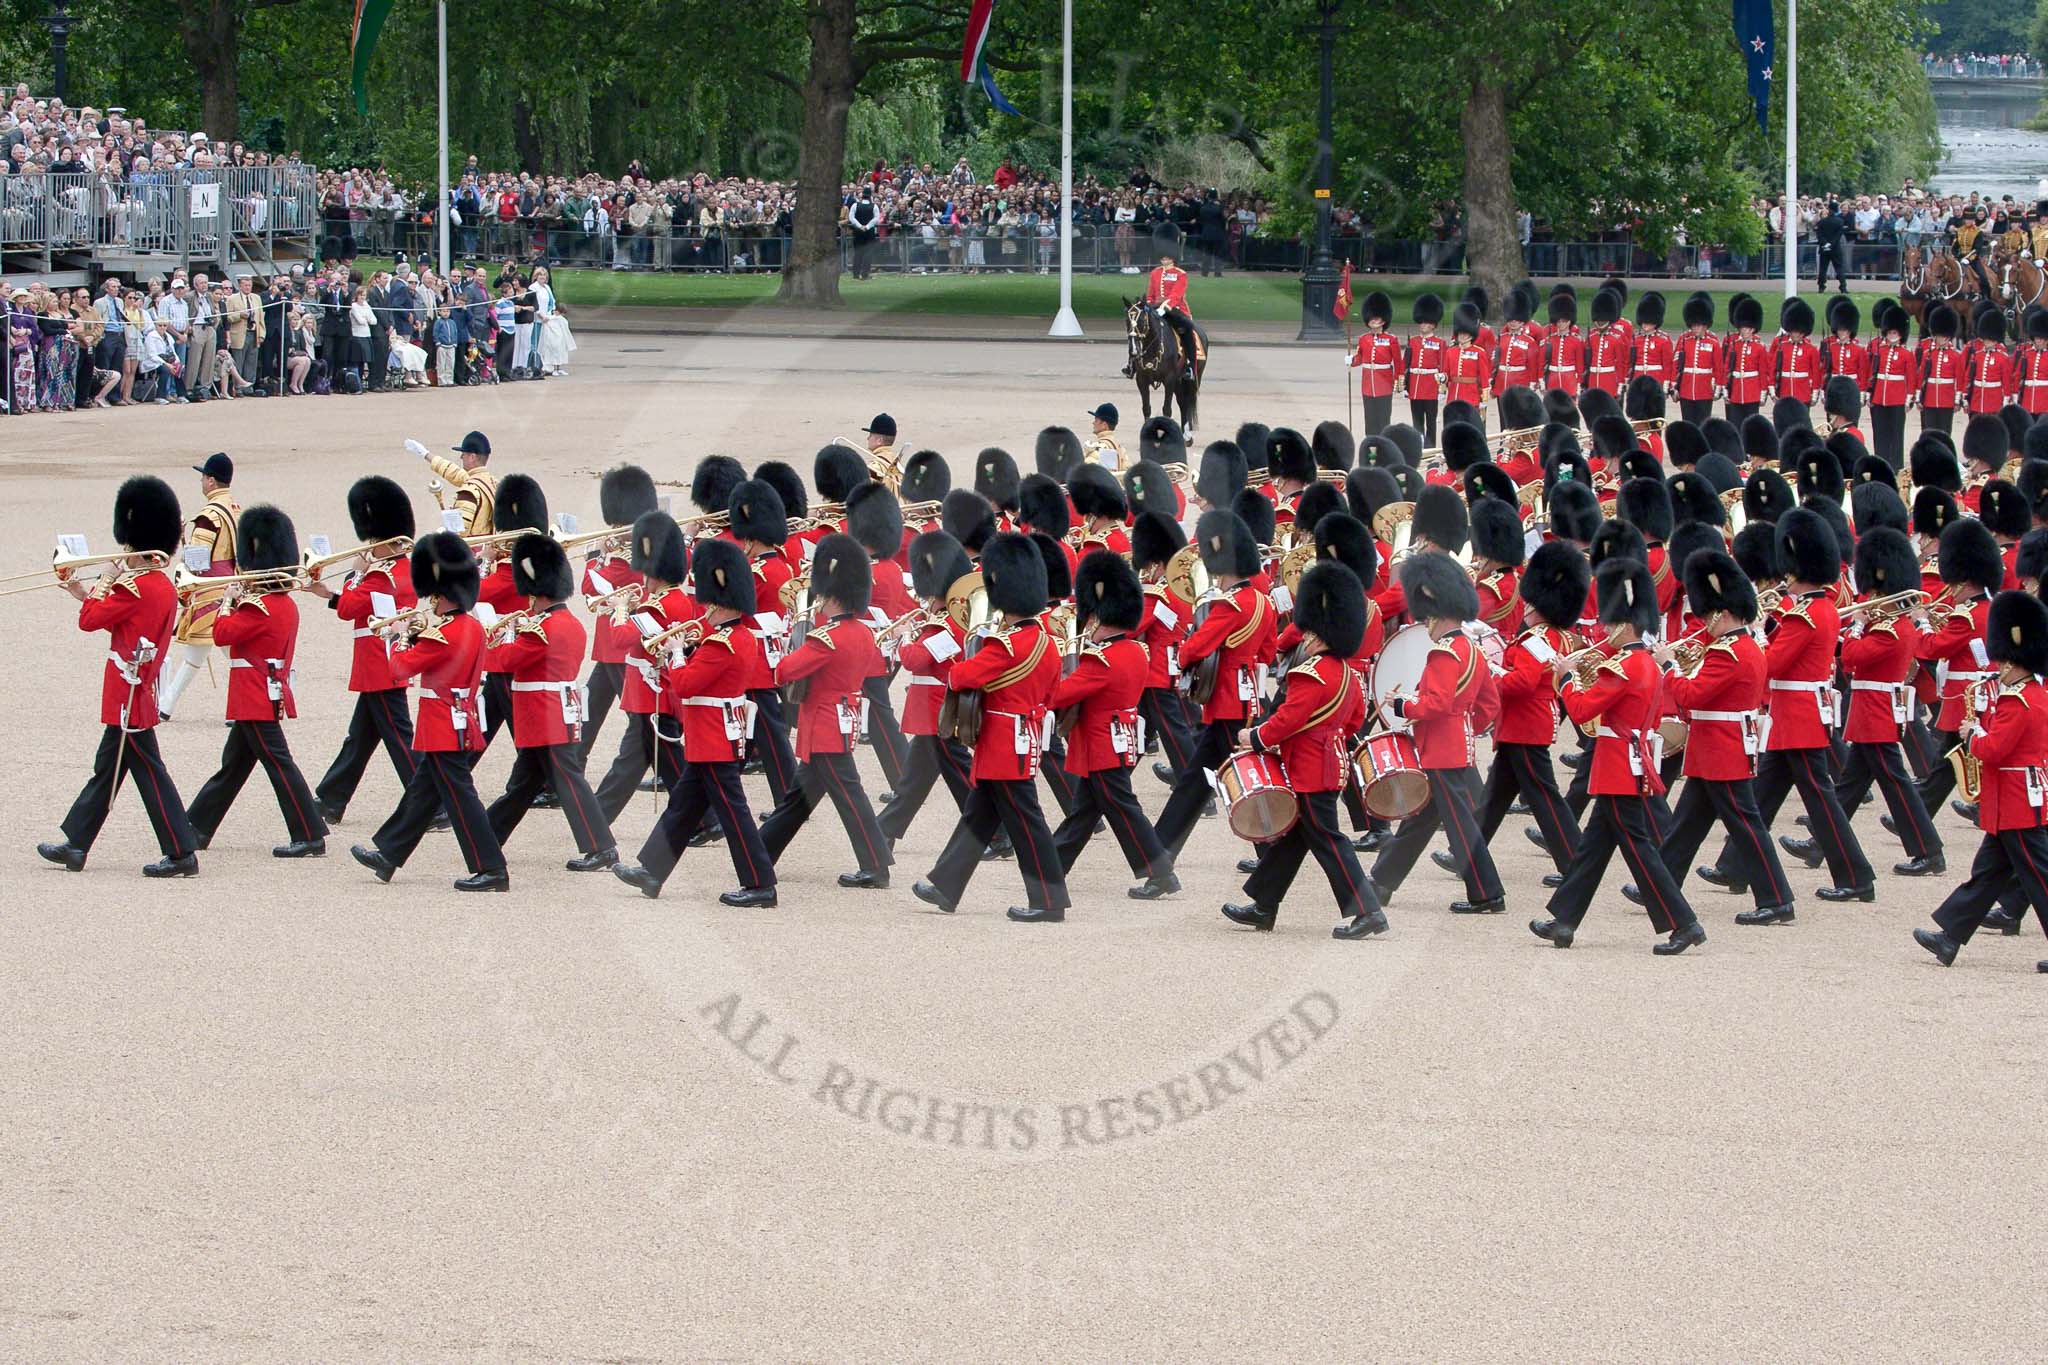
[1734, 0, 1775, 133]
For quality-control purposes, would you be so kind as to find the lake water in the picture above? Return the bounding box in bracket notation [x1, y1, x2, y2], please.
[1929, 80, 2048, 200]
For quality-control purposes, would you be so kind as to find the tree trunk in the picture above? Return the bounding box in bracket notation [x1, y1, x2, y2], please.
[180, 0, 241, 140]
[1460, 79, 1524, 311]
[778, 0, 857, 307]
[512, 96, 544, 175]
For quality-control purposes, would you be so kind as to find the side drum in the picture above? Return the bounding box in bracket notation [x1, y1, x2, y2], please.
[1215, 751, 1299, 843]
[1352, 731, 1430, 820]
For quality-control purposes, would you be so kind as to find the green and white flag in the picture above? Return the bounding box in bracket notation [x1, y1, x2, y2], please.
[351, 0, 395, 114]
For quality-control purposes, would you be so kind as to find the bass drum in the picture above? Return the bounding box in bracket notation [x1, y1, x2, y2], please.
[1216, 751, 1298, 843]
[1369, 622, 1435, 731]
[1351, 731, 1430, 820]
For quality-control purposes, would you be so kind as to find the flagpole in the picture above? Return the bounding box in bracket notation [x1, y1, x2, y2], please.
[1048, 0, 1082, 338]
[1783, 0, 1796, 300]
[437, 0, 450, 278]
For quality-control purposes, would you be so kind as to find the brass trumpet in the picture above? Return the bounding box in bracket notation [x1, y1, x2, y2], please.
[641, 616, 705, 658]
[1493, 424, 1544, 455]
[898, 500, 943, 524]
[1844, 588, 1928, 624]
[552, 524, 631, 556]
[679, 510, 730, 537]
[366, 602, 448, 642]
[301, 535, 414, 583]
[0, 548, 172, 597]
[485, 610, 540, 646]
[584, 582, 644, 622]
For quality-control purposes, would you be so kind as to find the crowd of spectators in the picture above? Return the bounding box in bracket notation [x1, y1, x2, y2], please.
[1923, 52, 2042, 78]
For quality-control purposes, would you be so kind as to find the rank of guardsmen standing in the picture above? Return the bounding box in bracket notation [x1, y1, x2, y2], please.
[27, 287, 2048, 969]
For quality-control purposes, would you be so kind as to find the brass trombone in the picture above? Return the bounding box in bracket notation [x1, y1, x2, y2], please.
[679, 510, 730, 538]
[301, 535, 414, 583]
[552, 524, 631, 556]
[173, 564, 309, 600]
[1843, 588, 1928, 624]
[0, 548, 173, 597]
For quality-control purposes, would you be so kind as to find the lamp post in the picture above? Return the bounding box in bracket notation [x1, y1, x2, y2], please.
[46, 0, 75, 103]
[1296, 0, 1343, 340]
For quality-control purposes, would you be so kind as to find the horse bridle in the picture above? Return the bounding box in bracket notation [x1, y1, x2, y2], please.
[1128, 306, 1164, 371]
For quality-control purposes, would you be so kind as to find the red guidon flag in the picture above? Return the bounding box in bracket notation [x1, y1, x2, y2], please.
[1334, 260, 1353, 321]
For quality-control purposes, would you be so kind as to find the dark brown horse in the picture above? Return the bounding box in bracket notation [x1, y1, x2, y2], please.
[1125, 299, 1207, 433]
[1900, 243, 1974, 325]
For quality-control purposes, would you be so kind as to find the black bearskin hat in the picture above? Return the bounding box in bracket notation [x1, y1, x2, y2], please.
[1617, 449, 1663, 485]
[1032, 532, 1072, 603]
[974, 447, 1022, 513]
[2019, 527, 2048, 584]
[1635, 291, 1667, 329]
[1852, 526, 1918, 600]
[728, 479, 789, 548]
[846, 482, 904, 559]
[2021, 455, 2048, 514]
[1388, 464, 1425, 502]
[1269, 428, 1316, 484]
[1315, 513, 1378, 587]
[1123, 460, 1176, 520]
[1293, 481, 1346, 539]
[1827, 294, 1861, 336]
[1141, 416, 1187, 465]
[1451, 303, 1482, 339]
[1682, 292, 1715, 329]
[691, 538, 757, 615]
[600, 464, 658, 528]
[1963, 414, 2009, 472]
[1195, 508, 1263, 578]
[981, 531, 1049, 617]
[1347, 467, 1401, 522]
[631, 511, 690, 585]
[1683, 549, 1757, 623]
[1197, 441, 1248, 507]
[1590, 414, 1636, 461]
[1413, 484, 1470, 554]
[1806, 495, 1853, 567]
[942, 487, 997, 553]
[1778, 425, 1824, 472]
[1775, 507, 1840, 585]
[1851, 481, 1908, 537]
[1233, 487, 1277, 548]
[509, 532, 573, 601]
[1463, 462, 1517, 507]
[2003, 404, 2033, 459]
[1795, 447, 1845, 505]
[1412, 293, 1444, 327]
[1545, 448, 1594, 492]
[1980, 479, 2030, 540]
[1035, 426, 1085, 482]
[235, 505, 298, 573]
[1399, 549, 1478, 622]
[1548, 294, 1579, 328]
[1828, 431, 1872, 473]
[899, 450, 951, 506]
[1500, 385, 1546, 433]
[1733, 522, 1779, 585]
[1545, 388, 1581, 428]
[907, 531, 973, 602]
[1590, 519, 1647, 571]
[1988, 590, 2048, 673]
[1312, 421, 1356, 472]
[809, 532, 873, 613]
[1018, 473, 1071, 539]
[1664, 521, 1724, 586]
[1130, 510, 1186, 572]
[1939, 517, 2004, 591]
[1235, 423, 1272, 472]
[1782, 296, 1816, 337]
[347, 475, 413, 543]
[1463, 285, 1490, 320]
[1591, 288, 1621, 326]
[1852, 454, 1898, 491]
[1912, 434, 1964, 493]
[1824, 375, 1861, 424]
[1358, 436, 1405, 470]
[689, 456, 746, 518]
[754, 461, 809, 523]
[1777, 396, 1817, 437]
[1548, 481, 1602, 544]
[1668, 470, 1725, 529]
[1731, 294, 1764, 332]
[1695, 452, 1744, 494]
[1927, 303, 1960, 340]
[1471, 496, 1526, 567]
[1503, 288, 1533, 325]
[1741, 414, 1780, 467]
[1702, 417, 1744, 462]
[1618, 477, 1675, 543]
[1624, 374, 1665, 422]
[496, 473, 548, 534]
[410, 531, 480, 612]
[1913, 486, 1959, 541]
[1075, 550, 1143, 631]
[1596, 557, 1659, 634]
[1442, 421, 1489, 473]
[2031, 307, 2048, 344]
[1444, 398, 1484, 432]
[1979, 308, 2007, 347]
[1521, 540, 1592, 629]
[1665, 420, 1707, 468]
[1294, 561, 1369, 658]
[1069, 463, 1128, 522]
[1744, 468, 1796, 525]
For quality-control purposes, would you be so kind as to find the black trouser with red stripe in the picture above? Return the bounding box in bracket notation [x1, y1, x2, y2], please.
[1154, 719, 1240, 853]
[1476, 740, 1580, 873]
[862, 675, 910, 791]
[1409, 398, 1439, 446]
[639, 759, 774, 891]
[470, 672, 516, 758]
[1915, 727, 1964, 809]
[1837, 739, 1942, 858]
[1869, 403, 1907, 466]
[576, 661, 624, 762]
[1920, 406, 1955, 438]
[373, 749, 505, 873]
[188, 720, 327, 845]
[1563, 724, 1598, 819]
[486, 742, 613, 854]
[1904, 715, 1938, 777]
[1716, 747, 1873, 889]
[929, 776, 1069, 911]
[1243, 790, 1379, 920]
[62, 725, 197, 858]
[759, 750, 893, 875]
[1657, 775, 1795, 911]
[1139, 686, 1199, 780]
[752, 687, 799, 805]
[1370, 768, 1502, 902]
[1361, 394, 1393, 436]
[315, 689, 416, 817]
[1679, 398, 1714, 426]
[1932, 828, 2048, 942]
[1052, 765, 1170, 880]
[1550, 793, 1697, 934]
[877, 733, 973, 841]
[596, 711, 686, 821]
[1039, 736, 1078, 816]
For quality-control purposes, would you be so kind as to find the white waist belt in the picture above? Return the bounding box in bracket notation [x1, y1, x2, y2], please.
[510, 680, 575, 692]
[1769, 680, 1829, 693]
[678, 695, 745, 707]
[906, 674, 946, 688]
[1849, 680, 1909, 693]
[1689, 710, 1749, 722]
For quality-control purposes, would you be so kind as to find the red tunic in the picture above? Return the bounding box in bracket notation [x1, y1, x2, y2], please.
[1248, 652, 1362, 792]
[953, 619, 1064, 782]
[1724, 336, 1771, 405]
[1405, 334, 1447, 400]
[1825, 336, 1871, 390]
[748, 551, 796, 691]
[390, 612, 487, 753]
[1840, 615, 1919, 744]
[2014, 342, 2048, 415]
[579, 553, 641, 665]
[1179, 582, 1277, 723]
[493, 605, 588, 747]
[1442, 343, 1492, 406]
[1868, 341, 1918, 408]
[1965, 344, 2016, 414]
[1664, 632, 1765, 781]
[623, 587, 696, 715]
[1049, 633, 1149, 775]
[1138, 584, 1193, 690]
[1544, 331, 1586, 395]
[1635, 329, 1677, 386]
[898, 617, 965, 735]
[1967, 679, 2048, 831]
[1400, 632, 1494, 768]
[1145, 265, 1190, 314]
[80, 568, 178, 728]
[332, 559, 417, 693]
[1495, 624, 1572, 746]
[1914, 593, 1994, 731]
[773, 614, 881, 760]
[1920, 345, 1964, 412]
[1774, 336, 1822, 402]
[1492, 328, 1543, 394]
[1674, 332, 1724, 402]
[1350, 330, 1404, 398]
[1560, 643, 1665, 796]
[212, 591, 300, 722]
[661, 622, 759, 763]
[1584, 328, 1632, 395]
[1763, 592, 1841, 751]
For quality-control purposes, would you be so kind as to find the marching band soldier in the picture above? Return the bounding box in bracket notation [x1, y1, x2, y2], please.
[1131, 511, 1202, 783]
[311, 476, 418, 823]
[576, 464, 659, 763]
[594, 510, 696, 820]
[1634, 549, 1797, 925]
[1724, 295, 1770, 426]
[1700, 509, 1875, 902]
[481, 533, 617, 871]
[1084, 404, 1125, 467]
[350, 534, 509, 891]
[913, 532, 1072, 921]
[1867, 305, 1918, 467]
[1981, 479, 2030, 589]
[975, 445, 1024, 528]
[876, 532, 978, 845]
[811, 444, 870, 551]
[185, 506, 327, 858]
[473, 472, 548, 756]
[1348, 291, 1402, 436]
[730, 479, 801, 808]
[1674, 293, 1724, 426]
[1020, 474, 1078, 582]
[1469, 494, 1526, 635]
[1228, 562, 1389, 938]
[613, 539, 777, 906]
[848, 483, 913, 797]
[1470, 540, 1588, 876]
[752, 460, 816, 571]
[40, 476, 200, 877]
[1268, 427, 1317, 535]
[1069, 463, 1132, 556]
[414, 431, 497, 535]
[1048, 552, 1179, 900]
[1532, 558, 1707, 953]
[1913, 590, 2048, 970]
[1443, 305, 1492, 414]
[1822, 377, 1863, 448]
[1036, 425, 1086, 488]
[1122, 456, 1184, 534]
[159, 451, 241, 720]
[1368, 550, 1506, 914]
[1151, 510, 1278, 855]
[757, 533, 895, 889]
[1919, 305, 1964, 437]
[1406, 293, 1447, 444]
[1914, 518, 2004, 816]
[1958, 415, 2006, 515]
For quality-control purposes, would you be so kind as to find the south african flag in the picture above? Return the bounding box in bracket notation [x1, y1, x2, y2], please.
[351, 0, 395, 114]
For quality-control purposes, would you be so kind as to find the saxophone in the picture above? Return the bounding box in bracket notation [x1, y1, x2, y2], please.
[1947, 680, 1991, 802]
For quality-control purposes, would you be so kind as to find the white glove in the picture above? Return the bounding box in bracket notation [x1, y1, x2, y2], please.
[404, 438, 429, 459]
